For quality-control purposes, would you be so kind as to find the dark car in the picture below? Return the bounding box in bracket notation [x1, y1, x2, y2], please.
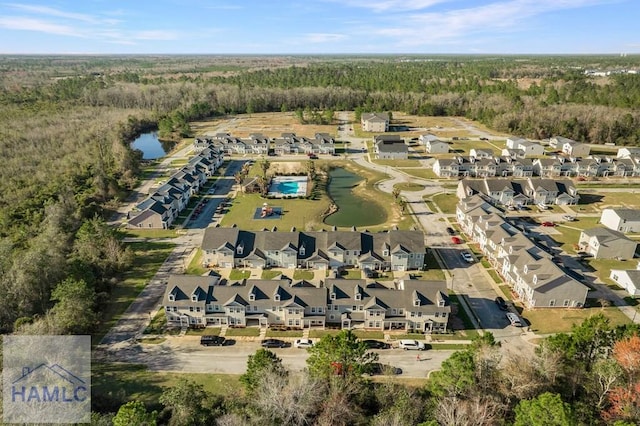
[366, 363, 403, 376]
[200, 335, 225, 346]
[494, 296, 508, 311]
[479, 137, 489, 141]
[261, 339, 286, 348]
[361, 339, 390, 350]
[446, 227, 455, 235]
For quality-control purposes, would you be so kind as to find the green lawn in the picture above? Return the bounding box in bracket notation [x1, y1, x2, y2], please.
[421, 250, 446, 280]
[121, 229, 179, 239]
[225, 327, 260, 337]
[393, 182, 426, 191]
[372, 159, 423, 168]
[265, 330, 304, 337]
[448, 293, 479, 333]
[551, 218, 601, 253]
[143, 308, 167, 334]
[430, 193, 459, 214]
[583, 257, 637, 285]
[261, 270, 283, 279]
[398, 168, 439, 180]
[486, 269, 503, 284]
[185, 248, 207, 275]
[229, 269, 251, 280]
[137, 337, 166, 344]
[309, 329, 342, 338]
[293, 270, 314, 280]
[93, 241, 176, 345]
[341, 270, 364, 279]
[186, 327, 221, 336]
[92, 363, 243, 412]
[523, 307, 631, 334]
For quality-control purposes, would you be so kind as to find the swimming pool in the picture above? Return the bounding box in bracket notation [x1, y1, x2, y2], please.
[268, 176, 308, 197]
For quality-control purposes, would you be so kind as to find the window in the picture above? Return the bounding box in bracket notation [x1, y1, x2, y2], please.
[236, 245, 243, 255]
[311, 307, 316, 313]
[329, 314, 335, 320]
[274, 294, 280, 302]
[189, 307, 194, 312]
[435, 312, 439, 317]
[249, 294, 255, 301]
[359, 306, 364, 311]
[355, 293, 361, 301]
[196, 307, 201, 312]
[168, 294, 175, 302]
[253, 306, 258, 312]
[398, 308, 404, 315]
[413, 299, 420, 307]
[330, 292, 336, 300]
[383, 250, 389, 256]
[563, 299, 570, 307]
[612, 274, 619, 281]
[442, 312, 447, 318]
[191, 295, 197, 302]
[549, 299, 556, 307]
[299, 246, 305, 256]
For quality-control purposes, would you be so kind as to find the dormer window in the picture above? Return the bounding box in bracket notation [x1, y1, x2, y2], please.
[438, 300, 445, 307]
[236, 245, 244, 255]
[330, 292, 336, 300]
[533, 275, 538, 284]
[299, 246, 306, 256]
[413, 299, 420, 307]
[523, 265, 528, 274]
[383, 250, 389, 256]
[249, 294, 255, 301]
[355, 293, 361, 301]
[274, 294, 280, 302]
[191, 295, 197, 302]
[168, 294, 175, 302]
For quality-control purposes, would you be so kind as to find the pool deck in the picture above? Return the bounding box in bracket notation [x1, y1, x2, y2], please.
[267, 176, 308, 198]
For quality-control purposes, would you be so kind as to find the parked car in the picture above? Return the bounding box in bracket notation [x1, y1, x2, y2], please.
[506, 312, 523, 327]
[506, 205, 515, 211]
[446, 227, 455, 235]
[261, 339, 287, 348]
[361, 339, 390, 350]
[495, 296, 508, 311]
[461, 251, 474, 263]
[479, 137, 489, 141]
[365, 363, 403, 376]
[562, 215, 577, 221]
[537, 203, 549, 210]
[451, 236, 462, 244]
[200, 336, 225, 346]
[398, 339, 426, 351]
[541, 221, 555, 227]
[294, 338, 314, 349]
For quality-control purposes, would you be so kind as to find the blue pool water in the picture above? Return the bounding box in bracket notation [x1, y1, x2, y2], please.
[277, 181, 300, 194]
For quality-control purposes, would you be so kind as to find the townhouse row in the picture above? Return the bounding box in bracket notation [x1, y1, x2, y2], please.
[456, 177, 579, 207]
[127, 146, 224, 229]
[201, 227, 427, 272]
[194, 132, 336, 156]
[163, 274, 451, 333]
[456, 196, 589, 308]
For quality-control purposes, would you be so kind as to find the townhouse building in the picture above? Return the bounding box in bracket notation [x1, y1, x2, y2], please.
[578, 228, 637, 259]
[163, 274, 450, 333]
[374, 135, 408, 160]
[505, 137, 545, 157]
[457, 196, 589, 308]
[361, 113, 389, 132]
[456, 177, 579, 207]
[128, 146, 224, 229]
[201, 227, 427, 272]
[601, 208, 640, 233]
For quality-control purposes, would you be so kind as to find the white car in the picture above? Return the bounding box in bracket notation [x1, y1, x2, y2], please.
[563, 215, 576, 221]
[506, 312, 523, 327]
[537, 203, 549, 210]
[294, 338, 314, 349]
[398, 339, 426, 351]
[461, 251, 474, 263]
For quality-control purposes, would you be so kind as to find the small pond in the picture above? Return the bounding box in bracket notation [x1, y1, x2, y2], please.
[132, 132, 167, 160]
[324, 167, 387, 227]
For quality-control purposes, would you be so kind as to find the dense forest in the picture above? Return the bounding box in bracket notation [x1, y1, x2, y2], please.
[1, 55, 639, 424]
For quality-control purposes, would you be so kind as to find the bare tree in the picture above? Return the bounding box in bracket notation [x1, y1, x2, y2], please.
[500, 351, 548, 400]
[251, 369, 325, 426]
[434, 395, 504, 426]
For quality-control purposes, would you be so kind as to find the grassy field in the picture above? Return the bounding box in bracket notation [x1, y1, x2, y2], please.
[93, 241, 176, 345]
[584, 257, 637, 285]
[373, 159, 423, 167]
[523, 307, 631, 334]
[92, 363, 243, 411]
[394, 182, 426, 191]
[430, 193, 459, 214]
[570, 190, 640, 213]
[399, 168, 439, 180]
[192, 112, 337, 138]
[550, 218, 603, 253]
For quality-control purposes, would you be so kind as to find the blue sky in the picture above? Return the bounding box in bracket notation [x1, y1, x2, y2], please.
[0, 0, 637, 54]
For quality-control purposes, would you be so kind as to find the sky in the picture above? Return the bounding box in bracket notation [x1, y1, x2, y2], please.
[0, 0, 638, 55]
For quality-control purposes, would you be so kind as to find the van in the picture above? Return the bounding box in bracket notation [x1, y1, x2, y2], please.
[398, 339, 426, 351]
[506, 313, 522, 327]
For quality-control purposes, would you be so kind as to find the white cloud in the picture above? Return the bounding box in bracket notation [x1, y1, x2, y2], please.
[305, 33, 347, 43]
[334, 0, 452, 12]
[5, 3, 98, 23]
[0, 16, 84, 36]
[372, 0, 617, 46]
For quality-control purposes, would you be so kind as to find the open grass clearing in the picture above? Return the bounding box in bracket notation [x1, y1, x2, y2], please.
[523, 307, 631, 334]
[261, 270, 283, 279]
[194, 112, 337, 138]
[265, 330, 304, 338]
[373, 159, 423, 168]
[93, 240, 175, 346]
[583, 257, 637, 284]
[430, 193, 459, 214]
[293, 270, 314, 280]
[92, 363, 243, 412]
[394, 182, 426, 191]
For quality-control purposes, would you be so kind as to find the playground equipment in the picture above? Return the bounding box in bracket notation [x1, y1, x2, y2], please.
[261, 202, 274, 218]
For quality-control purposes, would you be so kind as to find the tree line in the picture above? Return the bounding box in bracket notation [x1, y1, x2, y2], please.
[93, 318, 640, 425]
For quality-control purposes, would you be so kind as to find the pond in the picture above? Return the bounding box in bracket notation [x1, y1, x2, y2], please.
[132, 132, 167, 160]
[324, 167, 387, 227]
